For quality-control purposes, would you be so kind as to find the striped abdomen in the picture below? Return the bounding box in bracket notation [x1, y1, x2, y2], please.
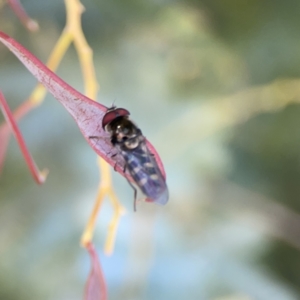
[121, 145, 168, 205]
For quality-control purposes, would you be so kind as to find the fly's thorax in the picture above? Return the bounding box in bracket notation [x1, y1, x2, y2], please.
[106, 116, 143, 149]
[123, 136, 139, 149]
[121, 132, 145, 151]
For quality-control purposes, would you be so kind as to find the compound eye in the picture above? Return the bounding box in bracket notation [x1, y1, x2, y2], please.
[102, 108, 130, 129]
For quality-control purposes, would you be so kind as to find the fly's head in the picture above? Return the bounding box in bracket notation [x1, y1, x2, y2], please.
[102, 107, 143, 150]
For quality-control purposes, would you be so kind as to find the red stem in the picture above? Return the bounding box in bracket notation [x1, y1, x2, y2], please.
[7, 0, 39, 31]
[0, 91, 46, 184]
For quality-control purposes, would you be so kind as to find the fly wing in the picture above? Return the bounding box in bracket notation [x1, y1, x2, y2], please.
[121, 142, 169, 205]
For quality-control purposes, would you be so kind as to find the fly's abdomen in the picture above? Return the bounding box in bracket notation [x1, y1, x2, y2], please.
[122, 149, 168, 205]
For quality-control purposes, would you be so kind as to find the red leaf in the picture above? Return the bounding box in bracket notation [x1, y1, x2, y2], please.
[84, 243, 107, 300]
[0, 31, 166, 180]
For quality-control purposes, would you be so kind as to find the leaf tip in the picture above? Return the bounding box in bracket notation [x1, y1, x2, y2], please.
[26, 19, 39, 32]
[37, 168, 49, 184]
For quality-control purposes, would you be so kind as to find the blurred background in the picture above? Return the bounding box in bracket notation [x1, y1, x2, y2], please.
[1, 0, 300, 299]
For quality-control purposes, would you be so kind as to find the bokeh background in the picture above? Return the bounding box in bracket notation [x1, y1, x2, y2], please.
[1, 0, 300, 299]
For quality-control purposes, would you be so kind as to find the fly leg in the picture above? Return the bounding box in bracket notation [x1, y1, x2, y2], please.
[111, 153, 118, 171]
[126, 177, 138, 212]
[89, 135, 100, 139]
[112, 154, 127, 174]
[122, 163, 138, 212]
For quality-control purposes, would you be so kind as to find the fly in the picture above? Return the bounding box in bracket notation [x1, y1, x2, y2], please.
[102, 107, 169, 210]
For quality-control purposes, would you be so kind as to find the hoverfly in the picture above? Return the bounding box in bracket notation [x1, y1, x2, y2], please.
[102, 107, 169, 210]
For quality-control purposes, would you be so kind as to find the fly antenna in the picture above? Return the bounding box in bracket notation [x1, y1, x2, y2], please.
[110, 99, 117, 110]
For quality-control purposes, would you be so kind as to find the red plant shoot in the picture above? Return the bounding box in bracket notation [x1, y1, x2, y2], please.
[85, 243, 107, 300]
